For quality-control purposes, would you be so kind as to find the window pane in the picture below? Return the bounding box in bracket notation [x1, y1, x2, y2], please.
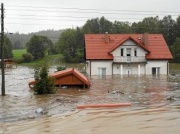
[121, 48, 123, 56]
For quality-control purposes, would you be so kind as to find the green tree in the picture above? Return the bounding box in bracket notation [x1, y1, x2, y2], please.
[171, 37, 180, 62]
[26, 35, 54, 60]
[0, 35, 13, 59]
[33, 62, 56, 94]
[82, 17, 113, 34]
[175, 15, 180, 39]
[160, 15, 176, 46]
[131, 16, 161, 33]
[57, 28, 84, 63]
[99, 16, 113, 33]
[113, 21, 131, 33]
[83, 18, 100, 33]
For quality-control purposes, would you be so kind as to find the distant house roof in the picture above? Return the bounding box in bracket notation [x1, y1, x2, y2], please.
[84, 34, 173, 60]
[29, 68, 91, 88]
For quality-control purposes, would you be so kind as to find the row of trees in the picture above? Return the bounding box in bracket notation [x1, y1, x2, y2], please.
[1, 15, 180, 62]
[57, 15, 180, 63]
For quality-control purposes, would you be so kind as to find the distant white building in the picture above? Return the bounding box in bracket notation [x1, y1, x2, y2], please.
[84, 33, 173, 76]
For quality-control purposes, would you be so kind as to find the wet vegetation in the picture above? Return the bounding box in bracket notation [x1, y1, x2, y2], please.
[33, 62, 57, 94]
[3, 15, 179, 64]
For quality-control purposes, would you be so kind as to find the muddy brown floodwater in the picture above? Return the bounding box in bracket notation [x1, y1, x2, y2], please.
[0, 66, 180, 134]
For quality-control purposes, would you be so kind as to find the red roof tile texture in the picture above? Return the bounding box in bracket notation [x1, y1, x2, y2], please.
[85, 34, 173, 60]
[29, 68, 90, 88]
[51, 68, 90, 86]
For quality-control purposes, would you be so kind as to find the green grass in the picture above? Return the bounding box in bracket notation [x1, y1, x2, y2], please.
[169, 63, 180, 74]
[12, 49, 65, 67]
[13, 49, 27, 60]
[20, 54, 64, 67]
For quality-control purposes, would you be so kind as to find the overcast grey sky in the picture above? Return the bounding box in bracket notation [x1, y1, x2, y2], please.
[0, 0, 180, 34]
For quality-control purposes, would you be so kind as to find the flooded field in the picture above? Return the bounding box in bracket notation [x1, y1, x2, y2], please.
[0, 66, 180, 133]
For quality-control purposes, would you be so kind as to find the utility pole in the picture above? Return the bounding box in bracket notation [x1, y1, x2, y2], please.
[1, 3, 5, 96]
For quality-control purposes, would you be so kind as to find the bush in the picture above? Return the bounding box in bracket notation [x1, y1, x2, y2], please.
[22, 52, 33, 63]
[33, 62, 57, 94]
[57, 65, 66, 71]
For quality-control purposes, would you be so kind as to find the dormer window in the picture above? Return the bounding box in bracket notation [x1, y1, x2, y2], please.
[134, 49, 137, 56]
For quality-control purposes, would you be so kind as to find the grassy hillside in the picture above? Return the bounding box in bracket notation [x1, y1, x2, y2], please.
[13, 49, 27, 60]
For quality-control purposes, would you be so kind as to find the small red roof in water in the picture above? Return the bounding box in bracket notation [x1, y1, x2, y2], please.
[84, 34, 173, 60]
[51, 68, 90, 86]
[29, 68, 90, 88]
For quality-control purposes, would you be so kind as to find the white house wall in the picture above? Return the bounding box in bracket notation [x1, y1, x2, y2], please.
[86, 60, 112, 75]
[86, 60, 169, 75]
[113, 64, 145, 75]
[146, 60, 168, 75]
[86, 61, 91, 75]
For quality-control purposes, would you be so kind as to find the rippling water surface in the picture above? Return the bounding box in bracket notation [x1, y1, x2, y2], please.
[0, 66, 180, 134]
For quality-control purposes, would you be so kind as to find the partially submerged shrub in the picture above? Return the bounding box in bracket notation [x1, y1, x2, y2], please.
[57, 65, 66, 71]
[33, 62, 57, 94]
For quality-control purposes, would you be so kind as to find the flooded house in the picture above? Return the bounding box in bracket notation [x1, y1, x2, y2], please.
[0, 59, 17, 68]
[29, 68, 91, 89]
[84, 33, 173, 76]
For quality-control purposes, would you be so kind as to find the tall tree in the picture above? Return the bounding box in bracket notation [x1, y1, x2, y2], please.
[57, 28, 84, 63]
[171, 37, 180, 62]
[82, 16, 113, 34]
[83, 18, 100, 33]
[26, 35, 53, 60]
[99, 16, 113, 33]
[0, 35, 13, 59]
[175, 15, 180, 39]
[131, 16, 161, 33]
[113, 21, 131, 33]
[160, 15, 176, 46]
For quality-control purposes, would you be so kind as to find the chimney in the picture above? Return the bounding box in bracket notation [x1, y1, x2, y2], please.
[104, 32, 110, 44]
[143, 33, 148, 46]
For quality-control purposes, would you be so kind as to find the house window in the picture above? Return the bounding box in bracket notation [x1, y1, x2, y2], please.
[121, 48, 124, 56]
[98, 68, 106, 76]
[126, 48, 131, 56]
[126, 48, 131, 62]
[152, 67, 160, 75]
[134, 49, 137, 56]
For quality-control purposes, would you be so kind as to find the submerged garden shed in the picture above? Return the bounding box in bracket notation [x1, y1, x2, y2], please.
[29, 68, 91, 89]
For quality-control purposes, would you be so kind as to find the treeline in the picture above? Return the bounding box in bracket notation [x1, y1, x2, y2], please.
[1, 15, 180, 63]
[6, 29, 63, 49]
[57, 15, 180, 63]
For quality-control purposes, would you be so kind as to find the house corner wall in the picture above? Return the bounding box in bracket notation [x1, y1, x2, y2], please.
[146, 60, 169, 75]
[86, 60, 112, 75]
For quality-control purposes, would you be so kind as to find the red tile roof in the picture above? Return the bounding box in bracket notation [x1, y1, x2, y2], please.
[51, 68, 90, 86]
[85, 34, 173, 60]
[29, 68, 90, 88]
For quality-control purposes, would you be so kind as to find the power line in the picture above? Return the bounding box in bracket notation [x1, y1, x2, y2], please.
[6, 17, 87, 21]
[3, 4, 180, 33]
[5, 8, 179, 16]
[5, 17, 143, 21]
[6, 22, 180, 30]
[6, 22, 75, 27]
[6, 4, 180, 14]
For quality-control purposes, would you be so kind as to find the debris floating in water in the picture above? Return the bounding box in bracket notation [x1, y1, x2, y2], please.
[35, 108, 43, 114]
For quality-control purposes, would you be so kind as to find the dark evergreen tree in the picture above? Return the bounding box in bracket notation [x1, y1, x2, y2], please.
[0, 35, 13, 59]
